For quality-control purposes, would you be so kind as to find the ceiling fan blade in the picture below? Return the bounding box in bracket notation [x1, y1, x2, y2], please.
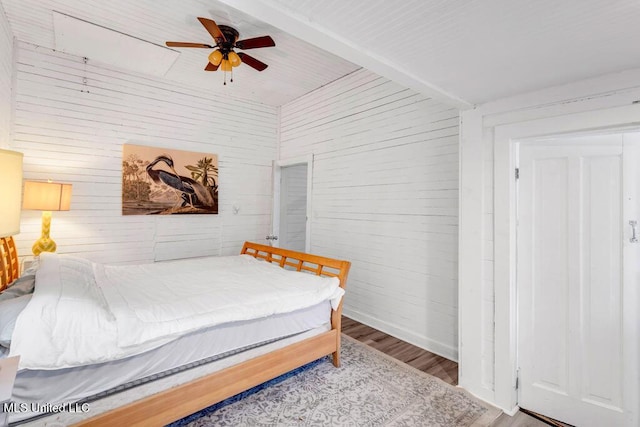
[166, 41, 214, 48]
[197, 17, 226, 43]
[205, 62, 219, 71]
[235, 36, 275, 50]
[238, 52, 268, 71]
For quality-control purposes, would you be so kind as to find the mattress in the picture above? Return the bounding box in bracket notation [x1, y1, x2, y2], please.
[11, 253, 344, 370]
[9, 300, 331, 424]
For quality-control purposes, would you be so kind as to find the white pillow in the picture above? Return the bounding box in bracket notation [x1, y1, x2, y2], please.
[0, 294, 32, 347]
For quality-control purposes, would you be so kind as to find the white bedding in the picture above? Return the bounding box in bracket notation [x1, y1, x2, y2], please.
[9, 253, 343, 370]
[10, 303, 330, 424]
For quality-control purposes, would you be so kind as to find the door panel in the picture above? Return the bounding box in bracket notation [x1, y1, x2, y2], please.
[279, 164, 307, 252]
[582, 155, 622, 409]
[530, 157, 570, 393]
[517, 134, 636, 426]
[580, 154, 623, 410]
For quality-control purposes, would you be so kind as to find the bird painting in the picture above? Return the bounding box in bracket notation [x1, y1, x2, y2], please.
[122, 145, 218, 215]
[146, 155, 215, 209]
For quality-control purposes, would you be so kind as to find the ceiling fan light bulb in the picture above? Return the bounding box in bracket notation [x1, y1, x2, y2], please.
[208, 49, 223, 66]
[220, 59, 232, 72]
[228, 51, 241, 67]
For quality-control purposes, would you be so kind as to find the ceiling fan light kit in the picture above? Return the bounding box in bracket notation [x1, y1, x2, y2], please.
[228, 51, 241, 67]
[167, 17, 275, 85]
[220, 59, 233, 73]
[208, 49, 223, 66]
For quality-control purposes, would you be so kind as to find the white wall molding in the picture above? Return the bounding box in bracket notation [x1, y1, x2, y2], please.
[459, 69, 640, 412]
[458, 108, 494, 402]
[480, 67, 640, 119]
[493, 104, 640, 411]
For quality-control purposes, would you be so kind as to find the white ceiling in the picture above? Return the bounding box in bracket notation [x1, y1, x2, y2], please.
[2, 0, 640, 108]
[0, 0, 360, 106]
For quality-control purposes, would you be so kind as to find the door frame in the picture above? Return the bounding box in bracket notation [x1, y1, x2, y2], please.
[492, 103, 640, 414]
[272, 154, 313, 252]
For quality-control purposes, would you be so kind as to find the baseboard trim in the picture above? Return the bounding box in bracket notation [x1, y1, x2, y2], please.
[343, 307, 458, 362]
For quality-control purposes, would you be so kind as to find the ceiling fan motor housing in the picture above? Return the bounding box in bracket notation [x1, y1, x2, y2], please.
[217, 25, 239, 54]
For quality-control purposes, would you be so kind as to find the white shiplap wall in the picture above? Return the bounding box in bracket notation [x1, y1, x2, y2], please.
[0, 3, 12, 147]
[280, 69, 460, 360]
[12, 41, 277, 264]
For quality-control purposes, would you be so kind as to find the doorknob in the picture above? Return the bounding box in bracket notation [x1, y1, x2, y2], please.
[630, 221, 638, 243]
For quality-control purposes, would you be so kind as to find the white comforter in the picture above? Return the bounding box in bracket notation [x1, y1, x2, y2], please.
[10, 253, 343, 370]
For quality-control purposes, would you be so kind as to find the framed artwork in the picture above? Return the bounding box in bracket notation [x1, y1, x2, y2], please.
[122, 144, 218, 215]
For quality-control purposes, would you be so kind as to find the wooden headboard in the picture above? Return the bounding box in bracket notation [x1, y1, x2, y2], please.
[0, 236, 20, 291]
[241, 241, 350, 290]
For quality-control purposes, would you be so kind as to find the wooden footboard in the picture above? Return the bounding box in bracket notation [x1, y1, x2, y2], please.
[241, 241, 351, 367]
[73, 242, 350, 427]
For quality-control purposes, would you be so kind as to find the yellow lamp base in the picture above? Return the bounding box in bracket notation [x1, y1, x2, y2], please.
[32, 237, 57, 256]
[32, 211, 57, 256]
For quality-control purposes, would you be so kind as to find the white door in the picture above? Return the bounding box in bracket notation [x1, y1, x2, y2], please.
[271, 156, 312, 252]
[517, 132, 640, 427]
[278, 164, 307, 251]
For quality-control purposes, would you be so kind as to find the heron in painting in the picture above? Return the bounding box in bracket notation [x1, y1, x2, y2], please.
[146, 155, 215, 209]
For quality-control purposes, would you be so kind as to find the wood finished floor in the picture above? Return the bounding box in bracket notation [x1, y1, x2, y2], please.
[341, 316, 458, 385]
[341, 316, 550, 427]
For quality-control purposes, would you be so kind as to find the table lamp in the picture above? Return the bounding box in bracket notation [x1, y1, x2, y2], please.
[0, 149, 23, 238]
[22, 180, 72, 256]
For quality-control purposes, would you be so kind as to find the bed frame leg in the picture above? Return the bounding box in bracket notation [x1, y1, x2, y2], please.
[329, 260, 350, 369]
[331, 305, 343, 368]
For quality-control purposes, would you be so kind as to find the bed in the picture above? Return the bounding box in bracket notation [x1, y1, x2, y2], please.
[0, 237, 350, 426]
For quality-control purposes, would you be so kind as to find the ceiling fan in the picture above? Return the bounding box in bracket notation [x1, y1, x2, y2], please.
[166, 17, 275, 84]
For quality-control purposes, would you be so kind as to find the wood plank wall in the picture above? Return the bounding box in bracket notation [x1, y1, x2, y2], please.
[11, 42, 277, 264]
[0, 3, 12, 147]
[280, 69, 460, 360]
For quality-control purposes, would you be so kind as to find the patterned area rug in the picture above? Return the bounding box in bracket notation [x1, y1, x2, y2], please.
[171, 335, 502, 426]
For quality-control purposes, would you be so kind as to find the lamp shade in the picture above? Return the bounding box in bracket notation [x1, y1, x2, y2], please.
[0, 149, 24, 237]
[23, 181, 72, 211]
